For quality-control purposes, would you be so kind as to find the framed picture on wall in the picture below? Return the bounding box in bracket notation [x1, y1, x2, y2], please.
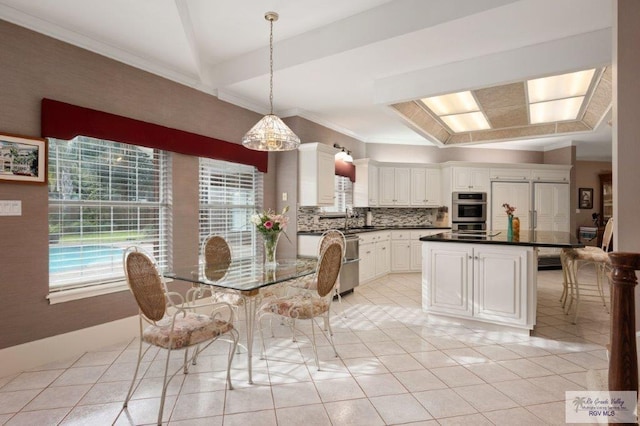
[0, 133, 47, 184]
[579, 187, 594, 209]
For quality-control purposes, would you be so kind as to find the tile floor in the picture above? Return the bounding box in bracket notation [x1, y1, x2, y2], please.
[0, 269, 611, 425]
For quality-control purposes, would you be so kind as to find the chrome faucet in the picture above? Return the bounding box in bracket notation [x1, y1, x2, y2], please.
[345, 207, 354, 230]
[345, 207, 350, 230]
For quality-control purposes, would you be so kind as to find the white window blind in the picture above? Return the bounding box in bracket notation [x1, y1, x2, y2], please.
[199, 158, 263, 261]
[48, 136, 171, 290]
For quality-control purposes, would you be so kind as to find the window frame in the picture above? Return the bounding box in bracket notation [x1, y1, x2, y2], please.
[47, 136, 172, 303]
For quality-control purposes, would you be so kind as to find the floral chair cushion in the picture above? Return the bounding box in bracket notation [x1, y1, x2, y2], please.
[143, 312, 233, 350]
[210, 291, 244, 307]
[260, 294, 330, 320]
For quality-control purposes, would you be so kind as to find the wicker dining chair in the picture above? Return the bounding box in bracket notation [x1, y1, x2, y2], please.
[258, 242, 343, 370]
[122, 246, 239, 426]
[288, 229, 346, 305]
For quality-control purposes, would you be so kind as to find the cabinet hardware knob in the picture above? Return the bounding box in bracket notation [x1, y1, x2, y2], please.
[468, 255, 473, 259]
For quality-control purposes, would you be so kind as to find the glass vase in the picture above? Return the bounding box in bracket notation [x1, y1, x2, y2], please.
[263, 232, 281, 268]
[507, 215, 514, 240]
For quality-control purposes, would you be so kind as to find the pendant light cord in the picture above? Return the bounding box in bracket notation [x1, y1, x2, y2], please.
[269, 17, 274, 115]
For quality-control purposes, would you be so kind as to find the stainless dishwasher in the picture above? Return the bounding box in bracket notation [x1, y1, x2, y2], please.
[339, 235, 359, 295]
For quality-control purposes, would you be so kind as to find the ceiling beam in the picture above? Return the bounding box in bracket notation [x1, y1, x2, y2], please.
[207, 0, 520, 88]
[374, 28, 612, 105]
[174, 0, 208, 86]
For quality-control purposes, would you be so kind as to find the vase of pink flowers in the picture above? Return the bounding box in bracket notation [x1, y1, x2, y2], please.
[251, 206, 289, 267]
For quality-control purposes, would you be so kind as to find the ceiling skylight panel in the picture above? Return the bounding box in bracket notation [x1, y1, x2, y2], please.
[529, 97, 584, 124]
[421, 91, 479, 116]
[440, 111, 490, 133]
[527, 69, 596, 103]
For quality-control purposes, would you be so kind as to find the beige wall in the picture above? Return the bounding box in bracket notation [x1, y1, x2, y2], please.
[0, 19, 273, 350]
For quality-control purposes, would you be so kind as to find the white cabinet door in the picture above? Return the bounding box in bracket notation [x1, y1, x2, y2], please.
[452, 167, 490, 192]
[473, 246, 528, 325]
[391, 240, 411, 271]
[379, 167, 410, 206]
[298, 143, 338, 206]
[317, 150, 336, 205]
[490, 181, 531, 231]
[359, 242, 376, 283]
[423, 243, 473, 317]
[375, 239, 391, 276]
[368, 163, 379, 206]
[354, 160, 379, 207]
[379, 167, 396, 205]
[394, 168, 410, 206]
[425, 168, 442, 206]
[533, 183, 569, 232]
[410, 168, 441, 206]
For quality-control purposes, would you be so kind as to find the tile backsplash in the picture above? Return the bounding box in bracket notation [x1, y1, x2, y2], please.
[297, 206, 448, 231]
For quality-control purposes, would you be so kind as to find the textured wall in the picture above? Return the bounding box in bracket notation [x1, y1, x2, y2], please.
[0, 19, 269, 349]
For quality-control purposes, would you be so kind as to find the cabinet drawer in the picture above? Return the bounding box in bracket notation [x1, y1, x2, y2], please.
[531, 169, 569, 182]
[490, 168, 530, 181]
[391, 231, 411, 240]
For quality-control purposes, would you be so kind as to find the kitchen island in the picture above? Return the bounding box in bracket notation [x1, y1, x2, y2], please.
[420, 230, 583, 332]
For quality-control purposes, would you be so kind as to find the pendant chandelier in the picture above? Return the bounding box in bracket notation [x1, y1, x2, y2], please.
[242, 12, 300, 151]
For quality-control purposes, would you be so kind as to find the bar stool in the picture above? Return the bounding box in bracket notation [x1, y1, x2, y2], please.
[561, 218, 613, 324]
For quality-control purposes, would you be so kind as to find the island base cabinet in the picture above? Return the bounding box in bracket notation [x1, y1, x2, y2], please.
[423, 242, 535, 330]
[423, 244, 473, 317]
[474, 247, 530, 326]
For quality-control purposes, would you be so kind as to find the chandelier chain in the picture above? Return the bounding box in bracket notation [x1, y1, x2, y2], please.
[269, 17, 274, 115]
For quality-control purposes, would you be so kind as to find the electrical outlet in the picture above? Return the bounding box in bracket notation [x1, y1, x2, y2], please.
[282, 192, 288, 201]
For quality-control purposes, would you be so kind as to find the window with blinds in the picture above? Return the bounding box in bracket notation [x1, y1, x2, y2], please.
[199, 158, 263, 261]
[319, 175, 353, 214]
[48, 136, 171, 290]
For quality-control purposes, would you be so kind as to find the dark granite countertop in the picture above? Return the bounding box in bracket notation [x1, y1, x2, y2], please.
[298, 225, 451, 236]
[420, 230, 583, 248]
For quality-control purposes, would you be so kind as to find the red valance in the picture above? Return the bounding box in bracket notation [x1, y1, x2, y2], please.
[40, 98, 268, 172]
[335, 159, 356, 182]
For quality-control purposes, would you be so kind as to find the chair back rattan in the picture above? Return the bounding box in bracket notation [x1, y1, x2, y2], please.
[124, 248, 166, 322]
[202, 235, 232, 280]
[319, 229, 346, 260]
[601, 218, 614, 252]
[315, 243, 342, 297]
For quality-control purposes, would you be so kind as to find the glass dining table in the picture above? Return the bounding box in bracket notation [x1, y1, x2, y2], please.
[163, 257, 318, 384]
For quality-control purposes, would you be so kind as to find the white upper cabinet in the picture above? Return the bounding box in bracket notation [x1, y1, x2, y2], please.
[410, 167, 441, 206]
[451, 167, 490, 192]
[298, 143, 338, 206]
[531, 168, 570, 182]
[489, 168, 531, 181]
[379, 167, 410, 206]
[353, 159, 378, 207]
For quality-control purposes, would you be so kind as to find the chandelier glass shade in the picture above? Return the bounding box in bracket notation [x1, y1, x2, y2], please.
[242, 12, 300, 151]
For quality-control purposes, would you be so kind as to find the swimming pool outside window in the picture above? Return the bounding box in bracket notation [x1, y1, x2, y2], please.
[48, 136, 171, 291]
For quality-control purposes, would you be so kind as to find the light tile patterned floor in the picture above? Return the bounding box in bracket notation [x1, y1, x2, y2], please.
[0, 269, 611, 425]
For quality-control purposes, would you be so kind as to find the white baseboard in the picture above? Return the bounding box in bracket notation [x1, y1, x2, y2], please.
[0, 315, 138, 378]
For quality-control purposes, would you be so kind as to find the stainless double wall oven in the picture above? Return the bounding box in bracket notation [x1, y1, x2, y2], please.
[452, 192, 487, 231]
